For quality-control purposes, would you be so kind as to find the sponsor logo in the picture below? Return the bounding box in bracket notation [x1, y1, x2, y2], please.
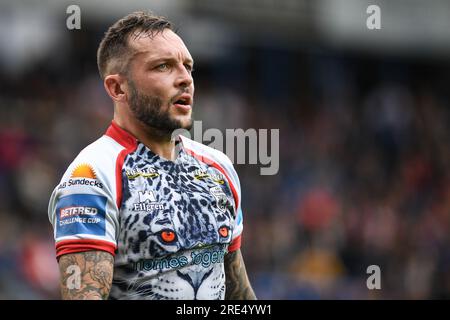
[194, 169, 209, 180]
[58, 179, 103, 189]
[58, 163, 103, 190]
[209, 186, 228, 213]
[60, 206, 98, 219]
[194, 169, 225, 185]
[134, 255, 189, 272]
[126, 168, 159, 180]
[55, 194, 107, 237]
[133, 190, 165, 211]
[59, 216, 102, 226]
[191, 248, 227, 268]
[138, 190, 157, 202]
[71, 163, 97, 179]
[133, 244, 227, 271]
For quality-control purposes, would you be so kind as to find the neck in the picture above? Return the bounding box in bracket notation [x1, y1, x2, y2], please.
[114, 113, 177, 162]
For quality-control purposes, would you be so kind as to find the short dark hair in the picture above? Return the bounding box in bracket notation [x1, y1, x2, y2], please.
[97, 11, 173, 79]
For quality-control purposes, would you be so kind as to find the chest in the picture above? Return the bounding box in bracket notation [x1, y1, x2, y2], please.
[118, 152, 236, 259]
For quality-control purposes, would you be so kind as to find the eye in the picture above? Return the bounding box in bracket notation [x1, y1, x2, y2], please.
[218, 226, 230, 238]
[156, 63, 169, 71]
[184, 64, 194, 73]
[158, 229, 177, 243]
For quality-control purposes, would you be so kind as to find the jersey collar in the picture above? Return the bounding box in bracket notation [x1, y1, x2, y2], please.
[105, 120, 138, 149]
[105, 120, 186, 156]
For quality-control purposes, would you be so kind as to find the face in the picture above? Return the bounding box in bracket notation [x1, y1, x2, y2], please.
[126, 29, 195, 135]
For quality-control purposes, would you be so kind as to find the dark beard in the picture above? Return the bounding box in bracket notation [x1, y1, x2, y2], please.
[128, 80, 192, 136]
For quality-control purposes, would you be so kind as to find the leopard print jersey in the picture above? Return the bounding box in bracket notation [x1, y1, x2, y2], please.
[109, 143, 238, 300]
[48, 122, 243, 300]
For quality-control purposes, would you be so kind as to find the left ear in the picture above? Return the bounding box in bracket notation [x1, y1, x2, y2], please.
[104, 74, 128, 103]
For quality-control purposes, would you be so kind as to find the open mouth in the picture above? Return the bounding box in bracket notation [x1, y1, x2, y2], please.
[172, 95, 192, 112]
[174, 98, 189, 105]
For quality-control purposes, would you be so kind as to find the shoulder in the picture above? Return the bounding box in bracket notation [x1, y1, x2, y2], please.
[48, 134, 125, 223]
[53, 135, 126, 199]
[62, 135, 125, 181]
[76, 135, 125, 167]
[179, 135, 242, 202]
[180, 135, 236, 177]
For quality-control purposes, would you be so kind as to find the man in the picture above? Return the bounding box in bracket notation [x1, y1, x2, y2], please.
[48, 11, 256, 300]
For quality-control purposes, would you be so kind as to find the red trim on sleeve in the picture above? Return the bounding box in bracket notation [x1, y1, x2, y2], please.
[228, 235, 242, 252]
[105, 121, 138, 209]
[55, 239, 117, 258]
[181, 148, 240, 210]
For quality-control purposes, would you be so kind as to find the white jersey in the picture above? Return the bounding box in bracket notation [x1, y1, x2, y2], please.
[48, 121, 244, 299]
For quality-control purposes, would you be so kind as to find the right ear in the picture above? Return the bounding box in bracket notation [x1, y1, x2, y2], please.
[104, 74, 127, 103]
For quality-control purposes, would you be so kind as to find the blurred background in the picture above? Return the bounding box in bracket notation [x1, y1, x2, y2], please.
[0, 0, 450, 299]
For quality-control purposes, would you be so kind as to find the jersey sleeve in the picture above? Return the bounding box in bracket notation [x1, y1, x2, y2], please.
[222, 162, 243, 253]
[48, 138, 122, 259]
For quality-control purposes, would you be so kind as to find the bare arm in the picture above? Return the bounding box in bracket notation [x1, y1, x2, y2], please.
[224, 249, 257, 300]
[58, 251, 114, 300]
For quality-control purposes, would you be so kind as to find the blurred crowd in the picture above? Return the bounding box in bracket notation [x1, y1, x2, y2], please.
[0, 25, 449, 299]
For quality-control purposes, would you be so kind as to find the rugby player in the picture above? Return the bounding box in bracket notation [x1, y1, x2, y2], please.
[48, 11, 256, 300]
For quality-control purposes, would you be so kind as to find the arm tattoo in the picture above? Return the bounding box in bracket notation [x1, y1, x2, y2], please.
[224, 249, 257, 300]
[58, 251, 114, 300]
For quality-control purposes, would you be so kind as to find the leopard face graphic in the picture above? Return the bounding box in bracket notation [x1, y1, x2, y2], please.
[110, 144, 237, 300]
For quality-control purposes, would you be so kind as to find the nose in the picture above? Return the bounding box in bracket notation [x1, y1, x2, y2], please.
[175, 64, 193, 89]
[176, 268, 213, 299]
